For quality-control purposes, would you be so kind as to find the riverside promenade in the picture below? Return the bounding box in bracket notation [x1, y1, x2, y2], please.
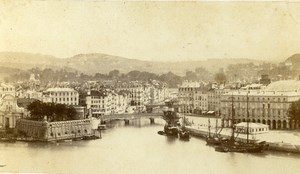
[185, 115, 300, 153]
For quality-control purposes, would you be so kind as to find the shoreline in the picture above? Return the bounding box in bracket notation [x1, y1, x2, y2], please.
[184, 126, 300, 154]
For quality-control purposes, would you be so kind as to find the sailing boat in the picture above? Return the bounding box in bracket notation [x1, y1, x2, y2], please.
[179, 113, 191, 140]
[206, 117, 228, 145]
[161, 107, 180, 136]
[215, 93, 268, 153]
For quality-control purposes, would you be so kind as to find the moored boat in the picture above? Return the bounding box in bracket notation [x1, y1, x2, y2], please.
[215, 93, 268, 153]
[179, 130, 190, 140]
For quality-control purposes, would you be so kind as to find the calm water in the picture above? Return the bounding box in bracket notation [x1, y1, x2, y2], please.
[1, 118, 300, 174]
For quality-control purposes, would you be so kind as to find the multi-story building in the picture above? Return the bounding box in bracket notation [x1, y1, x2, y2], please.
[86, 90, 112, 117]
[178, 81, 201, 113]
[0, 83, 24, 129]
[207, 87, 230, 116]
[85, 89, 129, 117]
[43, 88, 79, 105]
[220, 80, 300, 130]
[116, 82, 148, 112]
[194, 88, 208, 114]
[115, 91, 129, 114]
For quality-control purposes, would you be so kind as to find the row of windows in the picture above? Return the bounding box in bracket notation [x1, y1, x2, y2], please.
[227, 97, 287, 102]
[0, 88, 14, 91]
[53, 97, 77, 102]
[51, 92, 77, 96]
[227, 109, 286, 117]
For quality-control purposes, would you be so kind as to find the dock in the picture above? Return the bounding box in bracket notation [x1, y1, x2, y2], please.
[184, 126, 300, 154]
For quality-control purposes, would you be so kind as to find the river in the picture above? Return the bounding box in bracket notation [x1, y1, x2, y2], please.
[1, 118, 300, 174]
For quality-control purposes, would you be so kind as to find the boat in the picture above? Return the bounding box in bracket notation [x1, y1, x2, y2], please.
[215, 145, 229, 152]
[178, 130, 190, 140]
[206, 118, 227, 146]
[157, 131, 165, 135]
[0, 137, 16, 143]
[82, 135, 100, 140]
[98, 124, 107, 130]
[215, 93, 268, 153]
[160, 107, 180, 137]
[178, 112, 190, 140]
[164, 124, 179, 136]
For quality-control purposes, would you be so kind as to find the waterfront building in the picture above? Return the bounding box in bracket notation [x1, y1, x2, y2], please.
[86, 90, 112, 117]
[194, 88, 208, 114]
[220, 80, 300, 130]
[178, 81, 227, 115]
[0, 83, 24, 129]
[85, 89, 130, 117]
[178, 81, 201, 114]
[116, 82, 148, 112]
[43, 88, 79, 105]
[115, 91, 129, 114]
[208, 88, 230, 116]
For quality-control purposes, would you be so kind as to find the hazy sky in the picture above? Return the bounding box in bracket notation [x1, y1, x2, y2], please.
[1, 1, 300, 61]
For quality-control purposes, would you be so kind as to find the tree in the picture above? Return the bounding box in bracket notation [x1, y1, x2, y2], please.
[27, 101, 77, 122]
[108, 69, 120, 78]
[27, 100, 45, 120]
[288, 99, 300, 128]
[214, 72, 227, 85]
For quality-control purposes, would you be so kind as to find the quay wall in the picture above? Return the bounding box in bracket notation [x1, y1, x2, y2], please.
[184, 126, 300, 153]
[16, 118, 96, 141]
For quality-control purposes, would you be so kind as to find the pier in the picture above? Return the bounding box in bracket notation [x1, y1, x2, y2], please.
[184, 126, 300, 153]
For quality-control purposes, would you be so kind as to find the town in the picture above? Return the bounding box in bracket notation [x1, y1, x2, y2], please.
[1, 55, 300, 145]
[1, 1, 300, 174]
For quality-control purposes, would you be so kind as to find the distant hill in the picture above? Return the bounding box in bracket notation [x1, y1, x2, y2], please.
[0, 66, 22, 81]
[286, 54, 300, 64]
[0, 52, 266, 76]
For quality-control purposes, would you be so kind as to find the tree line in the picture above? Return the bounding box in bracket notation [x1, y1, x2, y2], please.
[27, 100, 77, 122]
[5, 67, 230, 88]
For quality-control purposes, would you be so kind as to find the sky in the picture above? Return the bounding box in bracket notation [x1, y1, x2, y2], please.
[1, 1, 300, 62]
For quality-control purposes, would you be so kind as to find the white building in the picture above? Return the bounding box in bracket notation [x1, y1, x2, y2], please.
[0, 83, 24, 129]
[86, 90, 129, 117]
[221, 80, 300, 130]
[43, 88, 79, 105]
[116, 82, 148, 112]
[86, 90, 112, 117]
[178, 82, 201, 113]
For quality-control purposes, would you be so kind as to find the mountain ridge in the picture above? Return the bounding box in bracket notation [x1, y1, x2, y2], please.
[0, 52, 269, 76]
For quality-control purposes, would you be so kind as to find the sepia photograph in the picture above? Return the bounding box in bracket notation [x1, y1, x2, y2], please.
[1, 0, 300, 173]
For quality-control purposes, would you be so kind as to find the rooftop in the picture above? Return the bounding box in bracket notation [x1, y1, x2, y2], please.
[265, 80, 300, 91]
[224, 90, 300, 97]
[46, 88, 77, 92]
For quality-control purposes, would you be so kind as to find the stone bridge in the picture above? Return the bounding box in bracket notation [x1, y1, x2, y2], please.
[101, 113, 163, 124]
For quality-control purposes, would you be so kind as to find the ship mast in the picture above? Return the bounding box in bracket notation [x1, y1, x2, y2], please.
[208, 118, 211, 137]
[230, 93, 234, 142]
[246, 92, 249, 143]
